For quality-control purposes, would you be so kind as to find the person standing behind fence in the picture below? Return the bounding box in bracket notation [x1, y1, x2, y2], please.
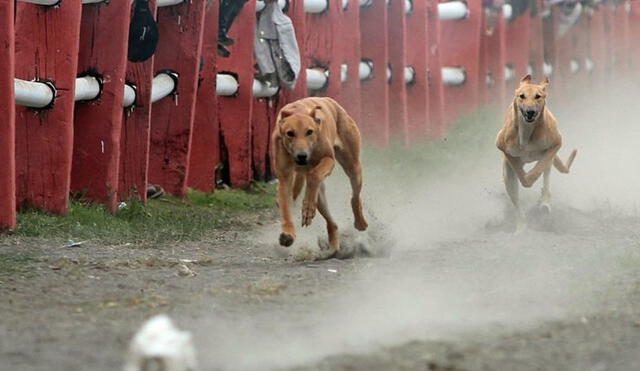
[218, 0, 249, 57]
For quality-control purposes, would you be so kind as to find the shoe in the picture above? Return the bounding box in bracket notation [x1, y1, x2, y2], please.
[217, 44, 230, 58]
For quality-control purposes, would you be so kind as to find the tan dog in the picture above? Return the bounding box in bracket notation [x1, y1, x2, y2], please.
[271, 97, 368, 254]
[496, 75, 577, 231]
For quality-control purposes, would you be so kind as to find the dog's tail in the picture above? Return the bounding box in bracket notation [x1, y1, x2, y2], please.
[554, 149, 577, 174]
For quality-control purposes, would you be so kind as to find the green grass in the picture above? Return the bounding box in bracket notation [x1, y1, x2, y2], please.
[10, 183, 276, 246]
[362, 108, 502, 182]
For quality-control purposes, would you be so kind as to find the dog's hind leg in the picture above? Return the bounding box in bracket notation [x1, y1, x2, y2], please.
[553, 149, 577, 174]
[292, 172, 305, 202]
[316, 182, 340, 254]
[336, 151, 368, 231]
[504, 157, 525, 233]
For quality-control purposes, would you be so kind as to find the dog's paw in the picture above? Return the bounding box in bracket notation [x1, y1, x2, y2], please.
[354, 217, 368, 231]
[539, 202, 551, 214]
[301, 201, 316, 227]
[279, 233, 295, 247]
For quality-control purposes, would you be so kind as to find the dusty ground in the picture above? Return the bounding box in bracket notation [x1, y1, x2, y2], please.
[2, 84, 640, 371]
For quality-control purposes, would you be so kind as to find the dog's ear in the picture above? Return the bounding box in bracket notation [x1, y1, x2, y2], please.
[279, 108, 294, 122]
[541, 77, 550, 90]
[310, 105, 322, 124]
[520, 74, 532, 84]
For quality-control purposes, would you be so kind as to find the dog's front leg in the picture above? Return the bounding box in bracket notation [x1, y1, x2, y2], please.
[302, 157, 335, 227]
[277, 171, 296, 246]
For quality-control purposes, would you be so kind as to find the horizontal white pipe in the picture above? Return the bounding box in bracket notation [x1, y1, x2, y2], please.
[252, 79, 279, 98]
[157, 0, 184, 7]
[82, 0, 106, 4]
[585, 58, 594, 72]
[305, 0, 328, 13]
[75, 76, 101, 102]
[441, 66, 465, 85]
[14, 79, 55, 108]
[359, 61, 373, 80]
[123, 84, 136, 108]
[16, 0, 59, 5]
[570, 59, 580, 74]
[216, 74, 239, 96]
[386, 65, 391, 82]
[341, 64, 348, 83]
[527, 64, 533, 76]
[151, 73, 177, 103]
[359, 0, 372, 6]
[504, 65, 515, 82]
[342, 0, 349, 10]
[543, 62, 553, 76]
[256, 0, 287, 12]
[438, 1, 469, 20]
[405, 0, 412, 14]
[404, 66, 415, 84]
[307, 68, 328, 90]
[502, 4, 513, 20]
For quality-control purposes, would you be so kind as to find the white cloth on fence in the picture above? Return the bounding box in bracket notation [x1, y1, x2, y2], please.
[254, 2, 301, 90]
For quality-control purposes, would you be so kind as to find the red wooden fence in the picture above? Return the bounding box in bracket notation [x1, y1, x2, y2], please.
[2, 0, 639, 229]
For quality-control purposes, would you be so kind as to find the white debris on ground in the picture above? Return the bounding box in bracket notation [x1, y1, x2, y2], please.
[124, 314, 198, 371]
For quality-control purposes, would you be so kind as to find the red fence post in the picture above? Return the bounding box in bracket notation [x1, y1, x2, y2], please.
[359, 0, 390, 145]
[528, 5, 545, 81]
[338, 0, 362, 125]
[405, 0, 430, 142]
[15, 0, 83, 214]
[426, 0, 444, 137]
[479, 8, 507, 108]
[611, 1, 631, 81]
[305, 0, 342, 99]
[587, 6, 609, 91]
[217, 0, 257, 188]
[187, 2, 220, 192]
[119, 1, 159, 202]
[149, 0, 207, 196]
[0, 0, 16, 229]
[438, 0, 482, 125]
[387, 0, 408, 143]
[72, 1, 131, 212]
[630, 2, 640, 74]
[505, 10, 531, 90]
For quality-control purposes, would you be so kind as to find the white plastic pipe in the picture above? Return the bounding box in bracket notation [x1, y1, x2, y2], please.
[305, 0, 328, 13]
[543, 62, 553, 76]
[359, 0, 372, 6]
[157, 0, 184, 7]
[14, 79, 56, 108]
[405, 0, 413, 14]
[502, 4, 513, 20]
[359, 61, 373, 80]
[404, 66, 416, 84]
[342, 0, 349, 10]
[527, 64, 533, 76]
[75, 76, 101, 102]
[216, 74, 239, 96]
[386, 65, 391, 82]
[151, 73, 177, 103]
[570, 59, 580, 74]
[341, 64, 348, 83]
[16, 0, 59, 5]
[584, 58, 594, 72]
[123, 84, 136, 108]
[307, 68, 328, 90]
[504, 65, 515, 82]
[82, 0, 106, 4]
[441, 67, 466, 85]
[256, 0, 287, 12]
[438, 1, 469, 20]
[253, 79, 279, 98]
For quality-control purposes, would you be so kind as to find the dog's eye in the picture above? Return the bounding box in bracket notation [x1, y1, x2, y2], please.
[306, 129, 314, 136]
[519, 94, 526, 99]
[286, 131, 295, 138]
[535, 94, 541, 99]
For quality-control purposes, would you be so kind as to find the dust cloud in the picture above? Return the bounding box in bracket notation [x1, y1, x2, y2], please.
[194, 76, 640, 370]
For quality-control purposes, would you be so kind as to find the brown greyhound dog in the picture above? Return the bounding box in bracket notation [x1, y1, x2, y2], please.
[496, 75, 577, 232]
[271, 97, 368, 254]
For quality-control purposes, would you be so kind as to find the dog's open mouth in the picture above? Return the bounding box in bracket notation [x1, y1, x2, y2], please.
[295, 159, 308, 166]
[522, 110, 537, 123]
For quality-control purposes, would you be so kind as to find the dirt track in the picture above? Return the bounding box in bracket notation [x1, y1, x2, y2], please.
[2, 86, 640, 370]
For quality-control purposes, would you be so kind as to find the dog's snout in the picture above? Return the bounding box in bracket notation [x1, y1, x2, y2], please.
[526, 110, 536, 117]
[295, 153, 308, 164]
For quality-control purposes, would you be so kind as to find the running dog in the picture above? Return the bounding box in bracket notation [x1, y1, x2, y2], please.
[271, 97, 368, 254]
[496, 75, 577, 232]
